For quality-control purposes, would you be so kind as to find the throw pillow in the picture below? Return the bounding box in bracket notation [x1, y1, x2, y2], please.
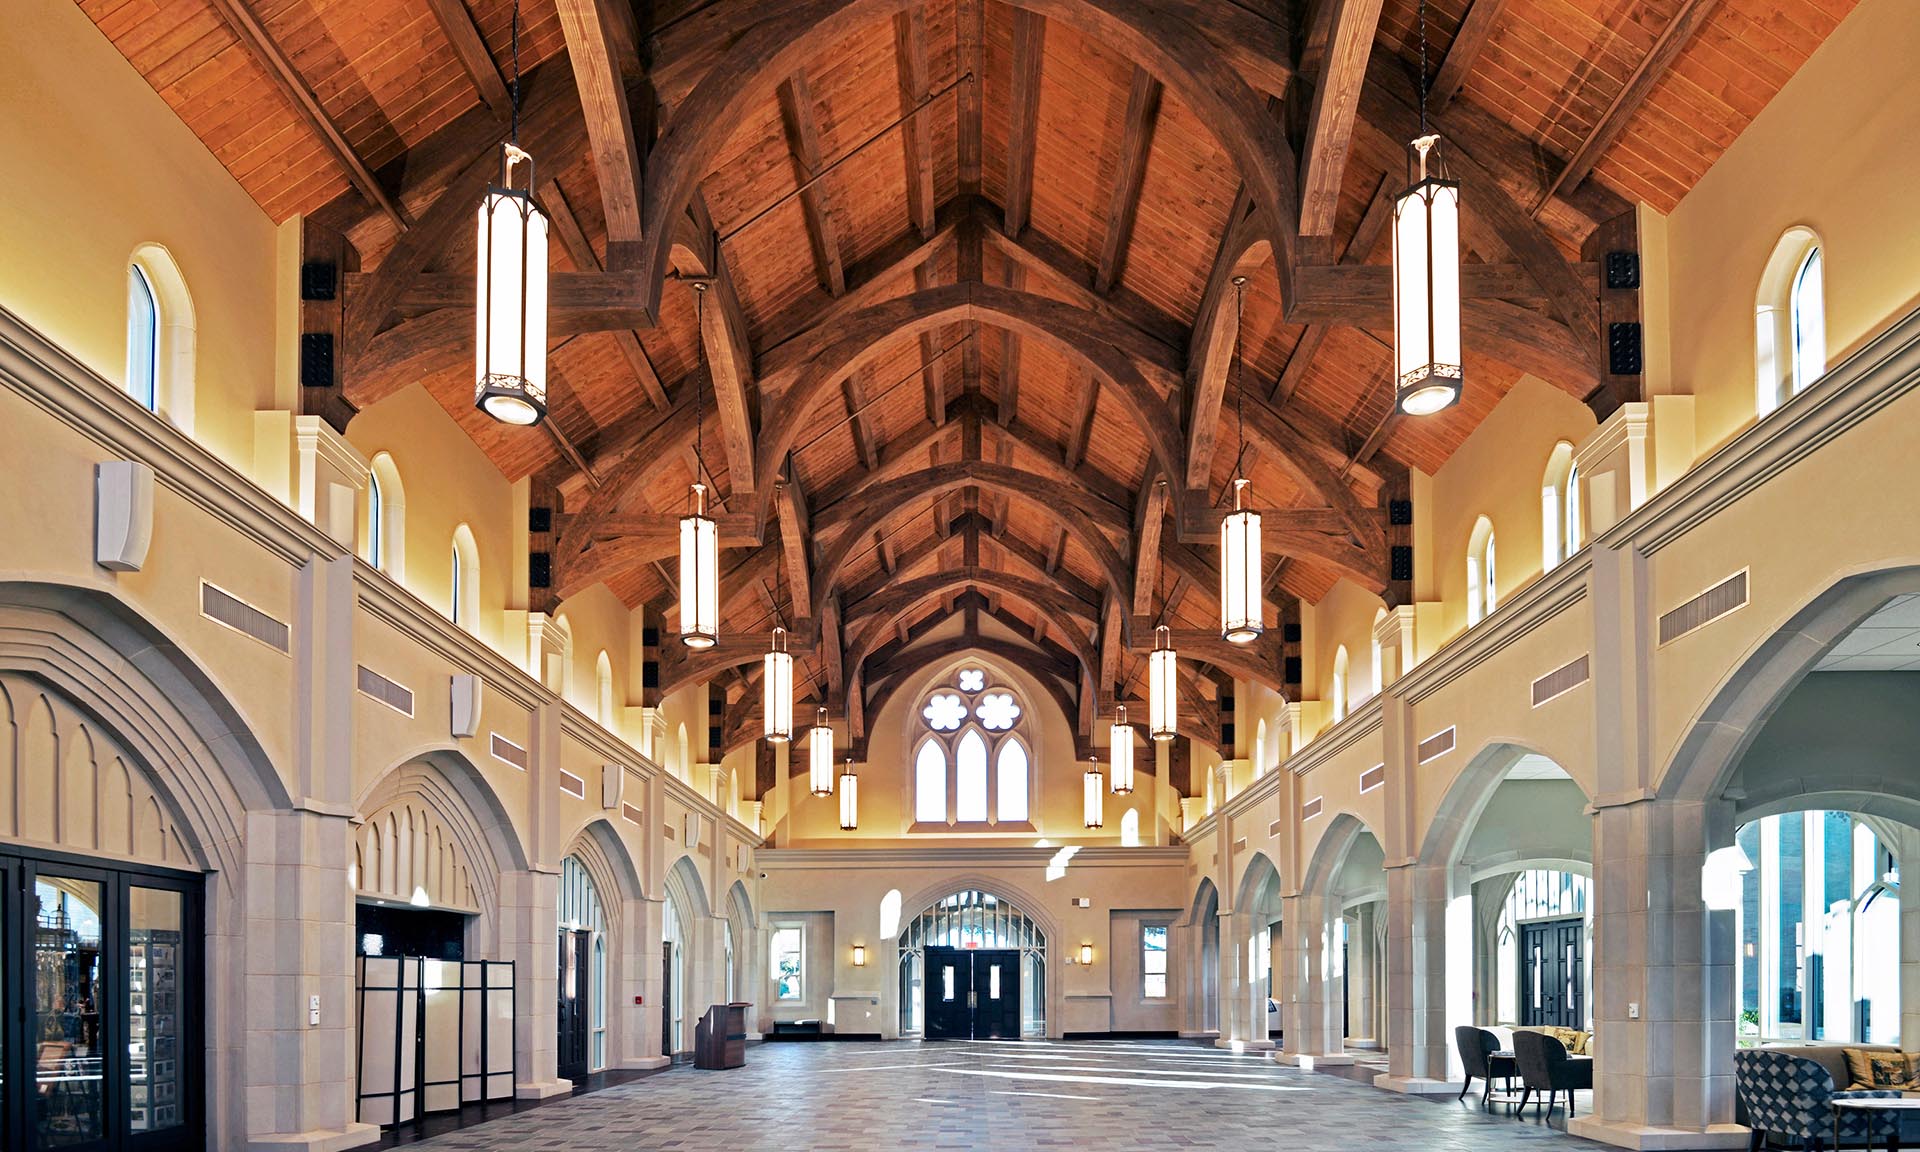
[1842, 1048, 1916, 1091]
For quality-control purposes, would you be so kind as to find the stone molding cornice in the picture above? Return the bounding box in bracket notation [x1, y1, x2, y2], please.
[755, 845, 1189, 868]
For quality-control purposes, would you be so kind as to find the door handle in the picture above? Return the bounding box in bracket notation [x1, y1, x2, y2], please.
[968, 991, 977, 1009]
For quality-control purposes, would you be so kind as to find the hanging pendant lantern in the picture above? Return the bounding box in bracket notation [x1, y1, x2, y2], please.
[838, 756, 859, 831]
[1109, 705, 1135, 795]
[809, 707, 835, 798]
[1220, 477, 1264, 643]
[763, 627, 793, 742]
[679, 481, 718, 648]
[1392, 135, 1462, 416]
[1149, 624, 1178, 741]
[475, 143, 550, 425]
[1083, 755, 1105, 829]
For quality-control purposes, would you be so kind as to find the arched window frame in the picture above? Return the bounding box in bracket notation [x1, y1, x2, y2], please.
[125, 244, 196, 432]
[595, 650, 615, 726]
[366, 452, 407, 579]
[1541, 442, 1577, 571]
[1756, 227, 1827, 416]
[450, 523, 480, 631]
[1369, 606, 1388, 700]
[1467, 515, 1496, 626]
[1330, 645, 1350, 723]
[910, 668, 1034, 829]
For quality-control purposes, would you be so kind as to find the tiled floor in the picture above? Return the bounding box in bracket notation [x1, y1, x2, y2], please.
[394, 1040, 1606, 1150]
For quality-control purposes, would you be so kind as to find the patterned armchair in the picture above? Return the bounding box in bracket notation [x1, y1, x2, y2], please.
[1733, 1049, 1902, 1151]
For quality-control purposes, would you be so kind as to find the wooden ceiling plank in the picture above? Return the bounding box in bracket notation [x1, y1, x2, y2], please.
[1428, 0, 1512, 115]
[422, 0, 512, 116]
[776, 72, 850, 296]
[1094, 67, 1163, 296]
[1004, 8, 1046, 237]
[1298, 0, 1385, 238]
[203, 0, 408, 230]
[553, 0, 644, 246]
[538, 178, 671, 411]
[1535, 0, 1722, 212]
[892, 7, 937, 239]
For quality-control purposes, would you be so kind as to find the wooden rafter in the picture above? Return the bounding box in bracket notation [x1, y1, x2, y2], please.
[1428, 0, 1511, 114]
[538, 178, 671, 411]
[776, 72, 850, 295]
[204, 0, 408, 230]
[1004, 9, 1047, 238]
[1298, 0, 1385, 240]
[553, 0, 644, 246]
[891, 7, 938, 239]
[422, 0, 512, 115]
[956, 0, 984, 199]
[1094, 67, 1163, 295]
[1272, 177, 1394, 405]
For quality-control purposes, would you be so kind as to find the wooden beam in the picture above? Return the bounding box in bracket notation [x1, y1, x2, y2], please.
[1004, 9, 1047, 237]
[974, 203, 1186, 353]
[1132, 470, 1168, 619]
[1184, 189, 1261, 491]
[687, 200, 758, 500]
[1094, 67, 1163, 295]
[912, 261, 949, 425]
[539, 178, 671, 411]
[775, 476, 813, 623]
[1062, 363, 1099, 470]
[892, 7, 938, 239]
[840, 365, 883, 470]
[776, 72, 850, 296]
[1271, 177, 1393, 405]
[204, 0, 408, 230]
[998, 264, 1025, 426]
[423, 0, 512, 115]
[553, 0, 644, 246]
[1290, 261, 1601, 311]
[956, 0, 984, 199]
[1429, 0, 1511, 114]
[1535, 0, 1721, 212]
[1298, 0, 1385, 239]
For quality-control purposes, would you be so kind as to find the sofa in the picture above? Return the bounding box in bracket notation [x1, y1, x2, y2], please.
[1734, 1044, 1918, 1147]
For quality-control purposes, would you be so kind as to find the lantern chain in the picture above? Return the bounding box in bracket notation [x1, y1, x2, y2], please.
[509, 0, 521, 146]
[1418, 0, 1429, 139]
[692, 282, 708, 498]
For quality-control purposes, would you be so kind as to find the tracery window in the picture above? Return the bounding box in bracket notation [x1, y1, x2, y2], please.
[913, 667, 1032, 827]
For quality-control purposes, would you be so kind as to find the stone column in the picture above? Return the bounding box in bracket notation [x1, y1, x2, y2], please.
[1378, 862, 1464, 1093]
[241, 808, 372, 1150]
[1470, 876, 1513, 1025]
[1279, 891, 1349, 1065]
[501, 868, 570, 1098]
[1569, 797, 1744, 1148]
[1346, 904, 1380, 1046]
[1574, 402, 1653, 536]
[1215, 909, 1263, 1048]
[617, 895, 670, 1070]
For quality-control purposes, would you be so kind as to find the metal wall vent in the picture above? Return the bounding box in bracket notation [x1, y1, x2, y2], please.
[489, 734, 528, 770]
[1659, 570, 1749, 646]
[558, 770, 586, 799]
[1233, 837, 1248, 853]
[1417, 726, 1457, 764]
[1532, 655, 1591, 707]
[356, 665, 414, 717]
[1359, 764, 1386, 793]
[621, 803, 643, 825]
[1301, 796, 1323, 821]
[200, 582, 290, 653]
[1268, 820, 1283, 839]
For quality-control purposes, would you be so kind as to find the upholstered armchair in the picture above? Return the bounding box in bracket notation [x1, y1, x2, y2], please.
[1454, 1026, 1518, 1108]
[1733, 1049, 1902, 1151]
[1511, 1028, 1594, 1119]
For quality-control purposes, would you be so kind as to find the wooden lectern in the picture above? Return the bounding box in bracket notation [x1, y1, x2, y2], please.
[694, 1002, 750, 1069]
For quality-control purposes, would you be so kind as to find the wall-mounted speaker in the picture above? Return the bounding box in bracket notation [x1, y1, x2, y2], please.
[602, 764, 624, 811]
[95, 461, 154, 572]
[299, 260, 337, 301]
[450, 674, 484, 738]
[528, 506, 552, 533]
[1388, 499, 1414, 526]
[1609, 322, 1644, 376]
[299, 333, 334, 389]
[529, 552, 552, 589]
[1604, 251, 1640, 290]
[1391, 545, 1415, 582]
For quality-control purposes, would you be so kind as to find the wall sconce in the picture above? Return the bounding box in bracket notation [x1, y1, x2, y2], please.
[852, 944, 867, 967]
[1078, 942, 1094, 966]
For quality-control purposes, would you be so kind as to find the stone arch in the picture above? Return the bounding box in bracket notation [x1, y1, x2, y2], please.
[1184, 876, 1221, 1035]
[664, 853, 710, 922]
[1659, 565, 1920, 821]
[636, 0, 1298, 337]
[356, 747, 530, 953]
[1418, 738, 1590, 870]
[725, 879, 757, 1007]
[562, 817, 644, 911]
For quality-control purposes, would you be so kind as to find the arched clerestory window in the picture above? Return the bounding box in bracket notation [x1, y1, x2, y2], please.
[912, 666, 1032, 828]
[1331, 645, 1350, 722]
[450, 523, 480, 631]
[367, 452, 406, 579]
[1757, 227, 1827, 416]
[1541, 442, 1579, 571]
[125, 244, 196, 431]
[1467, 515, 1496, 626]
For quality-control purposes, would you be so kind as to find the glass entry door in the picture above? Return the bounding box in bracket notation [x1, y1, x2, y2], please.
[0, 849, 201, 1152]
[923, 948, 1021, 1040]
[1519, 917, 1585, 1029]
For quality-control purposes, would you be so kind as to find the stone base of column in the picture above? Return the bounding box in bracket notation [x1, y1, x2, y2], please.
[515, 1078, 574, 1100]
[245, 1122, 382, 1152]
[618, 1056, 672, 1071]
[1178, 1030, 1219, 1040]
[1372, 1073, 1458, 1095]
[1345, 1038, 1385, 1050]
[1566, 1117, 1752, 1150]
[1214, 1037, 1275, 1051]
[1277, 1052, 1353, 1067]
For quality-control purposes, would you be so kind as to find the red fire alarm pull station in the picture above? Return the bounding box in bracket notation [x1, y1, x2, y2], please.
[634, 994, 644, 1005]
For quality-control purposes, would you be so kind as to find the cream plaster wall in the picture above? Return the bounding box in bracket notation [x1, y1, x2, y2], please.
[0, 0, 279, 470]
[1667, 0, 1920, 457]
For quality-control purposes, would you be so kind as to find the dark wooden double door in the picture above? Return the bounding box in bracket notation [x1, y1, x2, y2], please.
[1519, 917, 1585, 1029]
[924, 947, 1020, 1040]
[556, 929, 590, 1083]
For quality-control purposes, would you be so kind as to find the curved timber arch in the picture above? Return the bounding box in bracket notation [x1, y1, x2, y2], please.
[754, 284, 1186, 524]
[844, 571, 1098, 670]
[636, 0, 1299, 334]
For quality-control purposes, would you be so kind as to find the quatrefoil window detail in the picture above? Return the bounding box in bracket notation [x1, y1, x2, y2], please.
[957, 668, 986, 693]
[922, 693, 967, 731]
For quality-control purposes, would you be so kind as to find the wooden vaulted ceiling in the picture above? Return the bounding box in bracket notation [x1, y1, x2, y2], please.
[84, 0, 1851, 754]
